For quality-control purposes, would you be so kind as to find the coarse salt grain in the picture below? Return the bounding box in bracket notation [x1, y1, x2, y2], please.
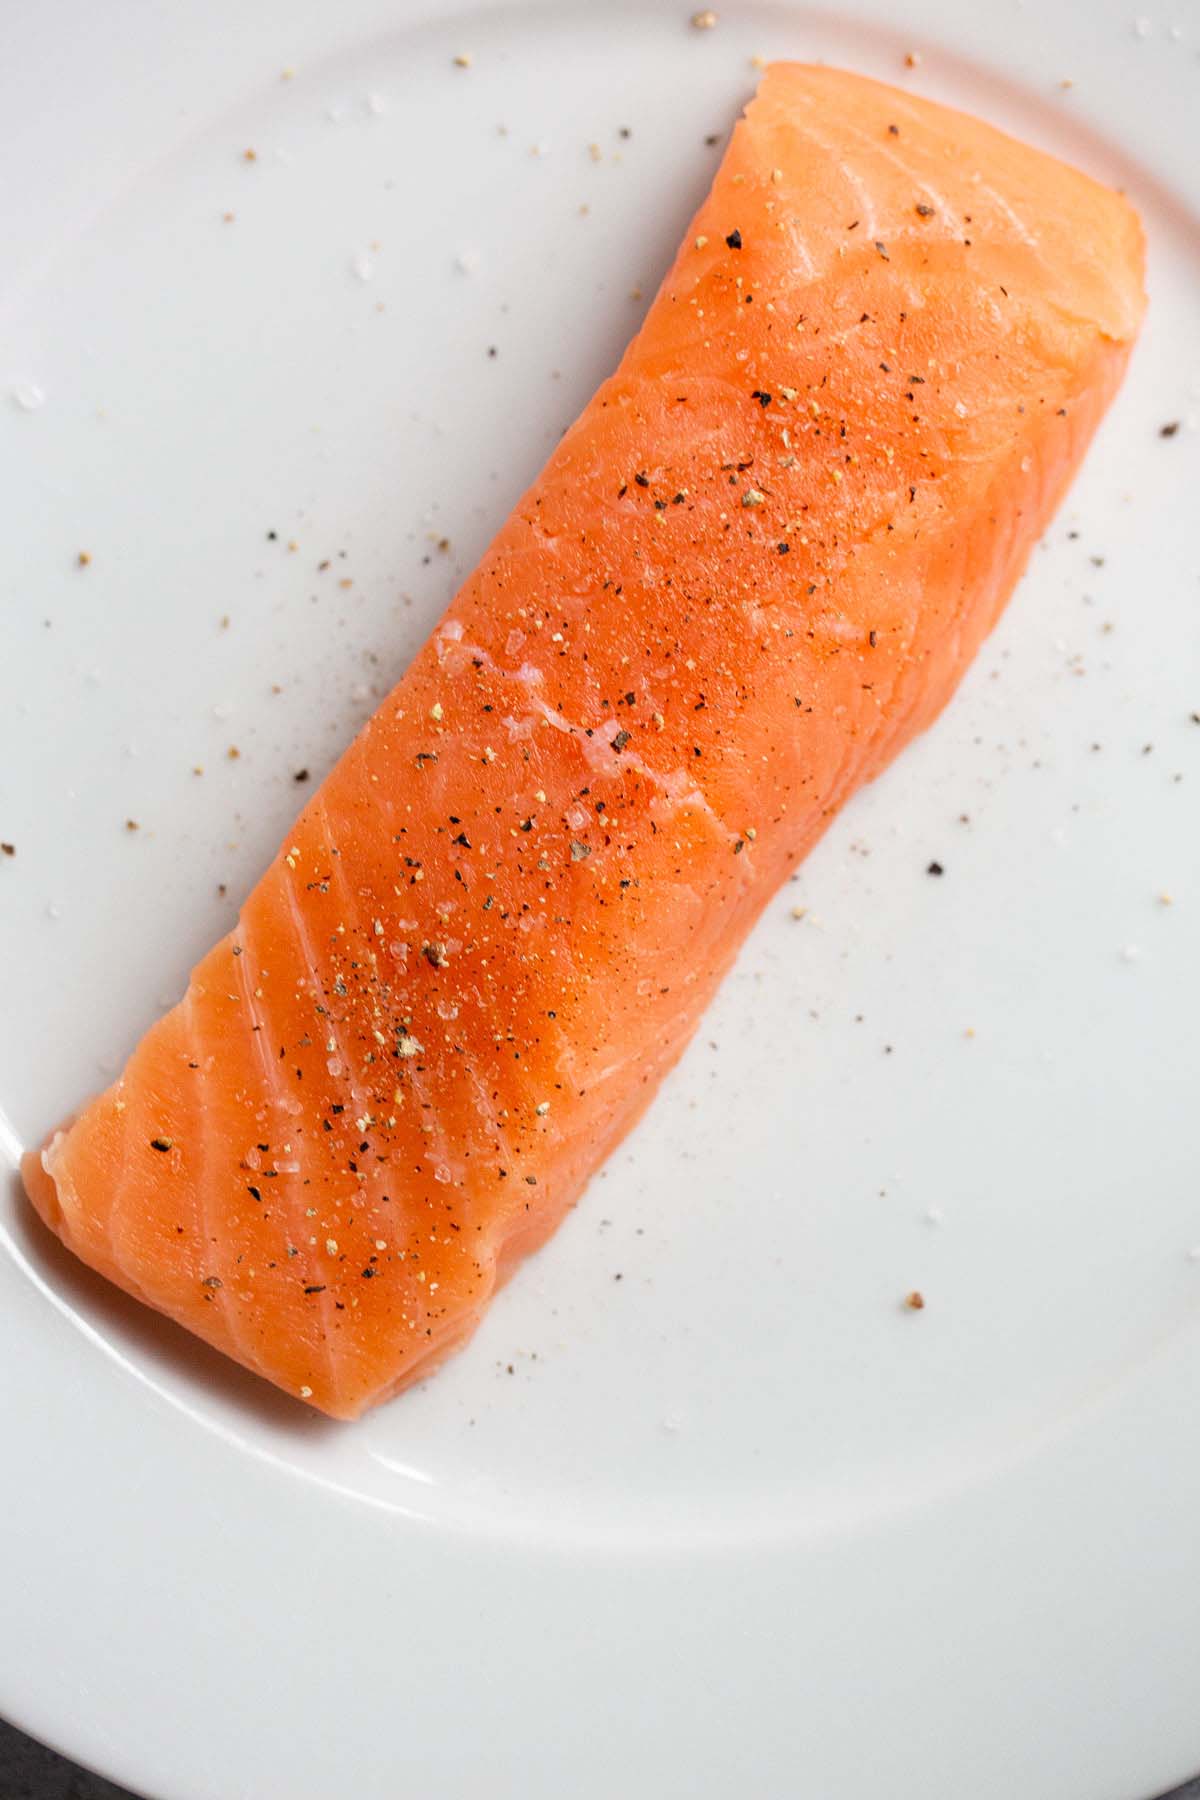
[11, 381, 45, 412]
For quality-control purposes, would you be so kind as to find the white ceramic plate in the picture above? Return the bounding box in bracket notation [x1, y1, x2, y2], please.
[2, 2, 1198, 1796]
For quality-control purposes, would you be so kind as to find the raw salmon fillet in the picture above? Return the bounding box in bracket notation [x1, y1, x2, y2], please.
[24, 66, 1145, 1416]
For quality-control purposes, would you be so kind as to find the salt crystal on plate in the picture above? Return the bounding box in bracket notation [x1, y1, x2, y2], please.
[11, 381, 45, 412]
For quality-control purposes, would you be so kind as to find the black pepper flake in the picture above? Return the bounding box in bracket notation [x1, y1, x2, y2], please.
[725, 228, 742, 249]
[777, 541, 790, 555]
[927, 860, 944, 877]
[733, 838, 745, 854]
[483, 893, 495, 909]
[150, 1137, 172, 1153]
[874, 240, 889, 259]
[361, 1267, 376, 1278]
[750, 389, 772, 407]
[524, 1175, 538, 1186]
[452, 831, 471, 848]
[304, 1284, 326, 1295]
[915, 202, 934, 217]
[247, 1184, 262, 1200]
[294, 768, 310, 783]
[0, 843, 13, 857]
[888, 123, 900, 136]
[1160, 421, 1181, 438]
[201, 1275, 223, 1290]
[612, 728, 631, 752]
[869, 629, 878, 646]
[634, 471, 650, 488]
[520, 816, 534, 832]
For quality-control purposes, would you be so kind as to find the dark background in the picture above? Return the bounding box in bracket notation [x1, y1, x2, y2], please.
[2, 1716, 1199, 1800]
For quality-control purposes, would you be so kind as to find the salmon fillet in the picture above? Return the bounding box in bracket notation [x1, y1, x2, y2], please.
[23, 65, 1145, 1416]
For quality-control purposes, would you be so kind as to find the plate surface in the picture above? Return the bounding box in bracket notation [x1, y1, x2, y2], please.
[2, 1, 1199, 1796]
